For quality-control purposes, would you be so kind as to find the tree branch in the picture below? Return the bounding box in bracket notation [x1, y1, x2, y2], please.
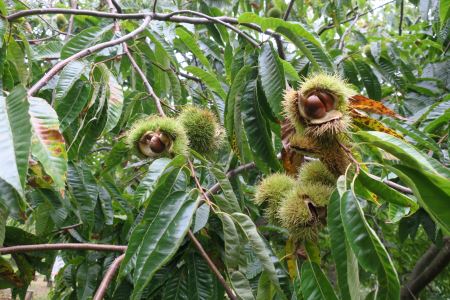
[0, 243, 127, 254]
[27, 16, 151, 96]
[399, 0, 404, 36]
[93, 254, 125, 300]
[7, 9, 277, 39]
[401, 238, 450, 299]
[188, 230, 237, 300]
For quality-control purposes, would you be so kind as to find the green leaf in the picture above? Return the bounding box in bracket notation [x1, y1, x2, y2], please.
[280, 59, 301, 81]
[29, 97, 68, 193]
[187, 252, 216, 300]
[241, 78, 280, 172]
[300, 261, 338, 300]
[0, 18, 6, 48]
[61, 24, 113, 59]
[0, 201, 7, 246]
[238, 13, 333, 71]
[353, 60, 382, 100]
[95, 64, 124, 133]
[119, 167, 198, 300]
[162, 267, 188, 300]
[230, 270, 255, 300]
[67, 163, 98, 228]
[0, 179, 25, 220]
[258, 42, 285, 117]
[357, 170, 418, 211]
[56, 80, 90, 131]
[232, 213, 280, 288]
[185, 66, 227, 100]
[132, 158, 172, 205]
[176, 27, 212, 70]
[209, 166, 241, 213]
[224, 65, 252, 158]
[0, 86, 30, 195]
[76, 263, 101, 300]
[340, 191, 400, 300]
[55, 61, 86, 102]
[0, 256, 22, 289]
[221, 213, 240, 268]
[327, 191, 359, 300]
[390, 164, 450, 234]
[356, 131, 450, 178]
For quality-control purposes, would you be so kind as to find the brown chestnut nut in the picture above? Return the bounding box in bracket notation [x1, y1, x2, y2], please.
[301, 95, 326, 119]
[316, 91, 335, 111]
[149, 135, 165, 153]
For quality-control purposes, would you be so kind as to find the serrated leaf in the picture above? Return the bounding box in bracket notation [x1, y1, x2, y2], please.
[231, 271, 255, 300]
[232, 213, 280, 288]
[119, 167, 198, 300]
[241, 78, 280, 172]
[340, 191, 400, 300]
[350, 95, 405, 119]
[353, 60, 382, 100]
[67, 163, 98, 228]
[132, 158, 172, 205]
[0, 256, 23, 289]
[76, 263, 101, 300]
[0, 86, 30, 195]
[176, 27, 212, 70]
[187, 252, 215, 300]
[327, 191, 359, 300]
[281, 59, 301, 81]
[224, 65, 252, 158]
[56, 80, 90, 131]
[259, 43, 285, 117]
[357, 170, 418, 211]
[238, 13, 333, 71]
[300, 261, 338, 300]
[185, 66, 226, 100]
[29, 97, 68, 193]
[356, 131, 450, 178]
[209, 166, 241, 213]
[221, 213, 240, 268]
[389, 164, 450, 234]
[61, 25, 113, 59]
[55, 61, 86, 102]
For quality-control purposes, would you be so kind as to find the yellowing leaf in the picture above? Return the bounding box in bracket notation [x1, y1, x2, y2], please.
[350, 95, 406, 120]
[351, 111, 403, 139]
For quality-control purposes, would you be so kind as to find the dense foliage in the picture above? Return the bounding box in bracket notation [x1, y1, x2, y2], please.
[0, 0, 449, 299]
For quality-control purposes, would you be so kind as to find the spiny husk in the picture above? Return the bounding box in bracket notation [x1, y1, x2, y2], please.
[278, 186, 313, 229]
[127, 116, 188, 157]
[300, 182, 335, 207]
[299, 73, 355, 112]
[304, 114, 352, 138]
[254, 173, 296, 225]
[298, 160, 337, 186]
[178, 106, 222, 155]
[283, 73, 355, 137]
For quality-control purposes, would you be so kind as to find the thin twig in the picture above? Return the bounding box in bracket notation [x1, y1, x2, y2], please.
[124, 45, 166, 116]
[0, 243, 127, 254]
[399, 0, 404, 36]
[153, 0, 158, 13]
[283, 0, 295, 21]
[338, 13, 360, 50]
[51, 222, 83, 233]
[164, 10, 260, 48]
[337, 140, 360, 174]
[27, 16, 151, 96]
[318, 0, 395, 35]
[188, 230, 237, 300]
[188, 160, 215, 208]
[93, 254, 125, 300]
[65, 0, 77, 41]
